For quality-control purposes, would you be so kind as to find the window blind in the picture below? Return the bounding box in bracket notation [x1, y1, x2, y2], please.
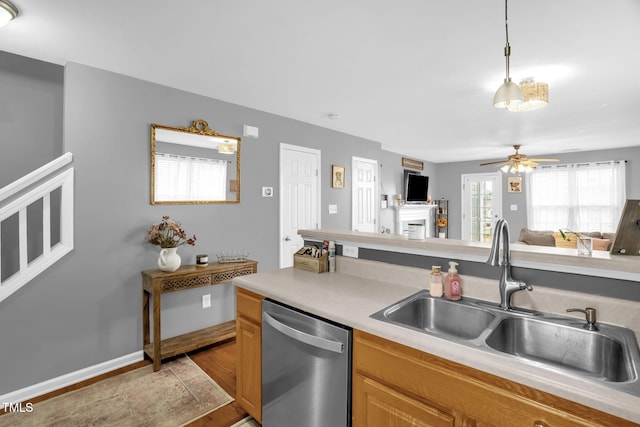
[526, 161, 626, 232]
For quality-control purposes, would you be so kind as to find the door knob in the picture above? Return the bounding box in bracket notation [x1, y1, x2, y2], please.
[284, 236, 291, 241]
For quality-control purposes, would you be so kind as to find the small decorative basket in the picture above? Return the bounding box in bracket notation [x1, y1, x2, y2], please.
[217, 251, 249, 263]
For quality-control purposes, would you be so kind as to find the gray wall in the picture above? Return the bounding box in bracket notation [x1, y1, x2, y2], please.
[0, 51, 63, 186]
[0, 56, 423, 394]
[436, 147, 640, 240]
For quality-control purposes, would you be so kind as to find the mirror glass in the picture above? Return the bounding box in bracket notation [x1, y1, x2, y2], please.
[151, 119, 240, 204]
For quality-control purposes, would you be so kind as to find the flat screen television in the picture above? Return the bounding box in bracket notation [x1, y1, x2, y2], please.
[405, 172, 429, 204]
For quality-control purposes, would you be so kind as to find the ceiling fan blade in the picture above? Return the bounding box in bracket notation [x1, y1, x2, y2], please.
[479, 160, 509, 166]
[528, 158, 559, 162]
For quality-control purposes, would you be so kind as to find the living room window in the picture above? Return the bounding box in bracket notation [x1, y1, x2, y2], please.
[155, 153, 227, 201]
[526, 161, 626, 232]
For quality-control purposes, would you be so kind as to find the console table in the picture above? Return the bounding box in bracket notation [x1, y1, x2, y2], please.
[142, 260, 258, 371]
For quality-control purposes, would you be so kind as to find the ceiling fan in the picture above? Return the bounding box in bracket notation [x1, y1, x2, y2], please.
[480, 145, 559, 174]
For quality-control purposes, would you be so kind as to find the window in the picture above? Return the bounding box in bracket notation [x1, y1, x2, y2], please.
[526, 161, 626, 232]
[155, 153, 227, 201]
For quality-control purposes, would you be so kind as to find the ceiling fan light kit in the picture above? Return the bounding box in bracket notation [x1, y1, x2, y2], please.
[480, 145, 559, 175]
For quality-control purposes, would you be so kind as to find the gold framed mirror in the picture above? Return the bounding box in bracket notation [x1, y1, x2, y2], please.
[150, 119, 241, 204]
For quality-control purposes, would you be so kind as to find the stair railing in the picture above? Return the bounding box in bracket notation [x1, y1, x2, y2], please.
[0, 152, 74, 303]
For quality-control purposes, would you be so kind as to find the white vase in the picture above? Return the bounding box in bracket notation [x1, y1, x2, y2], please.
[158, 247, 181, 272]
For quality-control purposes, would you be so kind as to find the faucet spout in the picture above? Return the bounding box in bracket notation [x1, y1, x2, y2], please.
[487, 219, 533, 310]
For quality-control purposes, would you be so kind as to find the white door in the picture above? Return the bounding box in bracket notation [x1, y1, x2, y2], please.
[461, 173, 502, 242]
[351, 157, 378, 232]
[279, 144, 321, 268]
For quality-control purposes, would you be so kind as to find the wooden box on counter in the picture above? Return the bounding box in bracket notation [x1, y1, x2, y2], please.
[293, 248, 328, 273]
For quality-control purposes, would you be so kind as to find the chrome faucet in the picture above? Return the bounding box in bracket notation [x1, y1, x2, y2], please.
[487, 219, 533, 310]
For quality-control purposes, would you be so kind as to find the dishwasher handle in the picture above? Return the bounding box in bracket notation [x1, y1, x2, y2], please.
[263, 312, 344, 353]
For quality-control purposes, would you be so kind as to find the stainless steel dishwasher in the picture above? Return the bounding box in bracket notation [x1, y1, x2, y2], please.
[262, 299, 352, 427]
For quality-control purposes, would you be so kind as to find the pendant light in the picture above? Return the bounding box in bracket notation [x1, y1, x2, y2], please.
[493, 0, 523, 108]
[507, 78, 549, 112]
[0, 0, 18, 28]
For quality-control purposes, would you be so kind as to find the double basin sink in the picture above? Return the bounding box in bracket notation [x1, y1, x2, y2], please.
[371, 290, 640, 396]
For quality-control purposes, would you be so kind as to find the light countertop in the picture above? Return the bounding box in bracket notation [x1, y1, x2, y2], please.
[298, 228, 640, 281]
[234, 258, 640, 423]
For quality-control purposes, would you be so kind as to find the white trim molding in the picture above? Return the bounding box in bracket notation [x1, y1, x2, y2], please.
[0, 351, 144, 404]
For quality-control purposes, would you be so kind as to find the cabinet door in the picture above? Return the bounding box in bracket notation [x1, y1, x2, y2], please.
[354, 373, 455, 427]
[354, 330, 632, 427]
[236, 316, 262, 423]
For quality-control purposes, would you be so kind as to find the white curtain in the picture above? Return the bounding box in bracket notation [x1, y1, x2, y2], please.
[155, 153, 227, 201]
[526, 161, 626, 232]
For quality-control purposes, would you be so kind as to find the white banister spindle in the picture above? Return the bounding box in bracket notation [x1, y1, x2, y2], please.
[0, 153, 74, 304]
[18, 208, 28, 272]
[43, 192, 51, 256]
[59, 169, 74, 248]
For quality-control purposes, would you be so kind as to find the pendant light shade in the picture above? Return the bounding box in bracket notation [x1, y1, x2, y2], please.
[0, 0, 18, 27]
[507, 80, 549, 112]
[494, 78, 524, 108]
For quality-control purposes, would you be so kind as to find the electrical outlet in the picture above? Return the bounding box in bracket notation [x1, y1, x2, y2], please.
[343, 245, 359, 258]
[202, 294, 211, 309]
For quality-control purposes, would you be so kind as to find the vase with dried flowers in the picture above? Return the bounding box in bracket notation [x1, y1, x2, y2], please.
[146, 216, 196, 271]
[559, 229, 592, 256]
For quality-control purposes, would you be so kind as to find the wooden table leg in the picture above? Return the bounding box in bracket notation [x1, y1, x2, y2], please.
[153, 291, 162, 371]
[142, 290, 150, 348]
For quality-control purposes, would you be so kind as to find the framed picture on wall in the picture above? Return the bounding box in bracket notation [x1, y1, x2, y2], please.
[332, 165, 345, 189]
[508, 176, 522, 193]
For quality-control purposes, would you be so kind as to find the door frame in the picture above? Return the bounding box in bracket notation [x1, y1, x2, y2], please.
[279, 143, 321, 268]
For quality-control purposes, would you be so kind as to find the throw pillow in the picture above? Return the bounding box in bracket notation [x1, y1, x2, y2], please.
[592, 238, 612, 251]
[519, 229, 555, 247]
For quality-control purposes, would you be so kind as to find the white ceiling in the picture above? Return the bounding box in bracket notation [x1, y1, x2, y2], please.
[1, 0, 639, 163]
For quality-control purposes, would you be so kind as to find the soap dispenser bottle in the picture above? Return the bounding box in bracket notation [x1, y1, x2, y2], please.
[444, 261, 461, 301]
[429, 266, 443, 297]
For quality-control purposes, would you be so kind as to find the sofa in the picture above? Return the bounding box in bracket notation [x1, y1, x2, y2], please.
[518, 228, 616, 251]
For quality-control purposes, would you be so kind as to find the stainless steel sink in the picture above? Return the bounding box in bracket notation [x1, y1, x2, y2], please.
[371, 291, 495, 340]
[485, 316, 633, 382]
[371, 290, 640, 396]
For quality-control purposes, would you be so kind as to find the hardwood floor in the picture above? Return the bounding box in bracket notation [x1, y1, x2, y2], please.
[3, 338, 250, 427]
[186, 339, 250, 427]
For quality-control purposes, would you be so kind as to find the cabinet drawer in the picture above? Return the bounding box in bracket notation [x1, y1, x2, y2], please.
[236, 287, 264, 323]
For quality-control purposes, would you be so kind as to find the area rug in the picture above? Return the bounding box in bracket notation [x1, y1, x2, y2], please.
[0, 355, 233, 427]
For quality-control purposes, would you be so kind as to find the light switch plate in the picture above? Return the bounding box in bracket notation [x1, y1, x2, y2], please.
[328, 204, 338, 214]
[262, 187, 273, 197]
[510, 204, 518, 211]
[243, 125, 259, 138]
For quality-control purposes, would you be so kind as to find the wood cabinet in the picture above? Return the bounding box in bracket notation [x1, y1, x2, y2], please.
[236, 287, 264, 423]
[353, 330, 636, 427]
[141, 261, 258, 371]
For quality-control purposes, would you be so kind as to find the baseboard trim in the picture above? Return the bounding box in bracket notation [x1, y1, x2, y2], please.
[0, 350, 144, 404]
